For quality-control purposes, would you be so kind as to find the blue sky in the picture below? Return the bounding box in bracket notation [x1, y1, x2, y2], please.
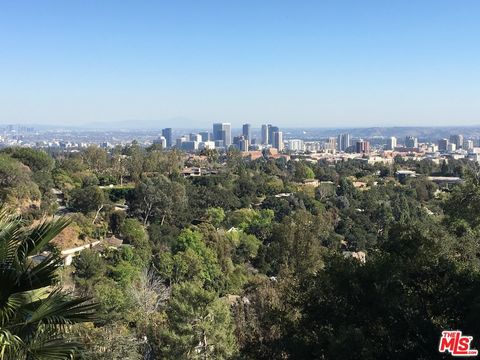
[1, 0, 479, 127]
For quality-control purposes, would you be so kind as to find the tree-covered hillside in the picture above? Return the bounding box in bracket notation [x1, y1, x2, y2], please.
[1, 144, 479, 359]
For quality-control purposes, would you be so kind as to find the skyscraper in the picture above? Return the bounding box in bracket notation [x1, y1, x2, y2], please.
[162, 128, 173, 148]
[268, 126, 279, 145]
[450, 134, 464, 149]
[386, 136, 397, 150]
[326, 137, 337, 151]
[213, 123, 232, 147]
[356, 140, 370, 154]
[337, 133, 351, 151]
[464, 139, 474, 150]
[273, 131, 284, 151]
[261, 124, 269, 145]
[405, 136, 418, 148]
[438, 138, 449, 152]
[239, 139, 249, 151]
[242, 123, 251, 142]
[199, 131, 210, 142]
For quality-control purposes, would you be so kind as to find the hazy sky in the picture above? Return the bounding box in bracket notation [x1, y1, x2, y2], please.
[1, 0, 480, 128]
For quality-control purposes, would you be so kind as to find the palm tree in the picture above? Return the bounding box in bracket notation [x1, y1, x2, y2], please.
[0, 210, 97, 359]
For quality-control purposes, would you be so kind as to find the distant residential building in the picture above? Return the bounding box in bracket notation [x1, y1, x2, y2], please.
[199, 141, 215, 150]
[386, 136, 397, 150]
[273, 131, 284, 151]
[438, 138, 449, 152]
[242, 123, 251, 142]
[213, 123, 232, 146]
[356, 140, 370, 154]
[286, 139, 304, 152]
[337, 133, 351, 151]
[396, 170, 416, 181]
[162, 128, 173, 148]
[405, 136, 418, 148]
[450, 134, 464, 149]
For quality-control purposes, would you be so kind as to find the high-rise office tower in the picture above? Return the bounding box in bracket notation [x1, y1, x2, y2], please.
[337, 133, 351, 151]
[438, 138, 449, 152]
[447, 143, 457, 152]
[273, 131, 284, 151]
[386, 136, 397, 150]
[213, 123, 232, 147]
[464, 139, 474, 150]
[405, 136, 418, 148]
[356, 140, 370, 154]
[242, 123, 251, 142]
[223, 123, 231, 146]
[162, 128, 173, 148]
[199, 131, 210, 142]
[268, 126, 279, 145]
[261, 124, 269, 145]
[239, 139, 249, 151]
[450, 134, 464, 149]
[326, 137, 337, 151]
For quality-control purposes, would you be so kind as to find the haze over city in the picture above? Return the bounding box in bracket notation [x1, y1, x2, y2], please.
[1, 0, 480, 127]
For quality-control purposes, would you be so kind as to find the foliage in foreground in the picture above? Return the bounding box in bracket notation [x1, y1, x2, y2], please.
[0, 211, 97, 359]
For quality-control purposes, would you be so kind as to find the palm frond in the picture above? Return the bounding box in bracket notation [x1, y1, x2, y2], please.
[0, 328, 23, 359]
[26, 290, 98, 326]
[0, 216, 23, 264]
[0, 210, 97, 359]
[22, 326, 80, 360]
[17, 254, 64, 293]
[18, 217, 70, 260]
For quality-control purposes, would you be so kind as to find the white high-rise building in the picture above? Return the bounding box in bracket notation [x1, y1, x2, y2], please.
[261, 124, 269, 145]
[287, 139, 304, 152]
[199, 141, 215, 150]
[153, 136, 167, 148]
[464, 139, 474, 150]
[447, 143, 457, 152]
[386, 136, 397, 150]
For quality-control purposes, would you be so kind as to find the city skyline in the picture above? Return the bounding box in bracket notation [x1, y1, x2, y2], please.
[1, 1, 480, 127]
